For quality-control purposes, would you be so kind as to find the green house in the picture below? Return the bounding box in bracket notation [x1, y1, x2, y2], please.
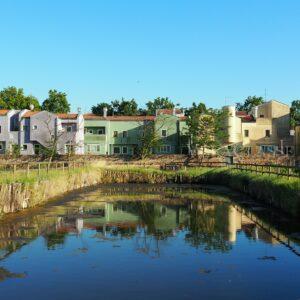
[83, 110, 189, 156]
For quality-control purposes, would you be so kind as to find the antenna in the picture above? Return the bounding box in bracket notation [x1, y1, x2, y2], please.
[264, 88, 267, 101]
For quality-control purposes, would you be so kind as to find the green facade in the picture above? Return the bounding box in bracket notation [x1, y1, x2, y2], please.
[84, 115, 189, 156]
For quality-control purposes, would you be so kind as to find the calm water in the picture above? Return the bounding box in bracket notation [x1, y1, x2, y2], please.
[0, 184, 300, 300]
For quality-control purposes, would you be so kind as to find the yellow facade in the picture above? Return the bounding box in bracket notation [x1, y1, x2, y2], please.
[225, 100, 294, 155]
[296, 126, 300, 156]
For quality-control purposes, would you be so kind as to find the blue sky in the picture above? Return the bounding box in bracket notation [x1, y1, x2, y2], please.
[1, 0, 300, 112]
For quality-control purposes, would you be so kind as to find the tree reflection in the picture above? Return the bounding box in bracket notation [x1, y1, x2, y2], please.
[185, 201, 232, 252]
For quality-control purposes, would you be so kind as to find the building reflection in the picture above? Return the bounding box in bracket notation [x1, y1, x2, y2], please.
[0, 197, 298, 259]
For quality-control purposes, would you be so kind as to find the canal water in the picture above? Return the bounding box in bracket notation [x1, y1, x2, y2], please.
[0, 184, 299, 300]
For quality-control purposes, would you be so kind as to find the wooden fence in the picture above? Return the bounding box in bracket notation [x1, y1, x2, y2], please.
[0, 160, 87, 176]
[230, 163, 300, 178]
[163, 161, 300, 178]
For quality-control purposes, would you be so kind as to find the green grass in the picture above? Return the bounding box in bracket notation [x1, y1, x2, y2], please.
[0, 166, 90, 185]
[104, 166, 300, 216]
[1, 164, 299, 216]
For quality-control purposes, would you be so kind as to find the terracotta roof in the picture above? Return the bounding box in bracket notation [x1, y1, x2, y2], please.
[236, 111, 247, 116]
[22, 111, 40, 118]
[0, 109, 9, 116]
[241, 115, 255, 122]
[57, 113, 78, 120]
[84, 114, 155, 121]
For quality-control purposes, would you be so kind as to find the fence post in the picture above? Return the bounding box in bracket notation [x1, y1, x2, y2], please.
[62, 162, 65, 172]
[47, 163, 49, 173]
[26, 163, 30, 176]
[13, 164, 16, 174]
[38, 163, 41, 176]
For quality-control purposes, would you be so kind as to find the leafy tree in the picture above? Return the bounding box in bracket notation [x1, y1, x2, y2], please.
[146, 97, 175, 115]
[137, 115, 173, 159]
[236, 96, 264, 113]
[42, 89, 70, 113]
[118, 98, 138, 115]
[137, 121, 160, 159]
[91, 102, 113, 115]
[290, 100, 300, 127]
[186, 103, 227, 160]
[0, 86, 40, 110]
[185, 102, 207, 116]
[109, 98, 138, 116]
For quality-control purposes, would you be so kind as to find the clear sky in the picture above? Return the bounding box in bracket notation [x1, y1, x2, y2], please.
[1, 0, 300, 112]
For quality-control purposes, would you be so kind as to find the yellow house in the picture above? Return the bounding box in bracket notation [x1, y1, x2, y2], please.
[295, 125, 300, 156]
[224, 100, 294, 155]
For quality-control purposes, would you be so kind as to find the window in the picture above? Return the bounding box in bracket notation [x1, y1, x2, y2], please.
[0, 126, 1, 133]
[113, 131, 118, 137]
[265, 130, 271, 137]
[284, 146, 294, 155]
[260, 114, 264, 118]
[96, 145, 101, 152]
[113, 146, 120, 154]
[122, 131, 127, 138]
[34, 144, 40, 155]
[97, 128, 105, 135]
[244, 147, 251, 155]
[32, 125, 38, 130]
[67, 126, 72, 132]
[122, 146, 128, 154]
[88, 129, 93, 134]
[161, 129, 167, 137]
[244, 130, 249, 137]
[260, 145, 276, 153]
[0, 144, 2, 150]
[21, 145, 27, 151]
[160, 145, 171, 153]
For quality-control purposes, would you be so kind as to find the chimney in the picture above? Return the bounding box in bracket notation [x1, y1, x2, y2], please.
[253, 106, 258, 119]
[103, 107, 108, 118]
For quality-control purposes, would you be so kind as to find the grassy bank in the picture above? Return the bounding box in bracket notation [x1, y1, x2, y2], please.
[102, 166, 300, 217]
[0, 164, 299, 217]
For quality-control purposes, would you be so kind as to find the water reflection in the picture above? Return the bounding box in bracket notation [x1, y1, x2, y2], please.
[0, 185, 299, 260]
[1, 185, 300, 299]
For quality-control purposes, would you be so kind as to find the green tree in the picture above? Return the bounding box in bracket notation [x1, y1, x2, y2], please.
[290, 100, 300, 127]
[42, 90, 70, 113]
[146, 97, 175, 115]
[91, 102, 113, 115]
[137, 121, 160, 159]
[0, 86, 40, 110]
[236, 96, 264, 113]
[118, 98, 138, 115]
[186, 103, 227, 160]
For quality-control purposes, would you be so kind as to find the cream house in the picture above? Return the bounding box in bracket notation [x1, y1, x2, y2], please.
[295, 125, 300, 157]
[224, 100, 294, 155]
